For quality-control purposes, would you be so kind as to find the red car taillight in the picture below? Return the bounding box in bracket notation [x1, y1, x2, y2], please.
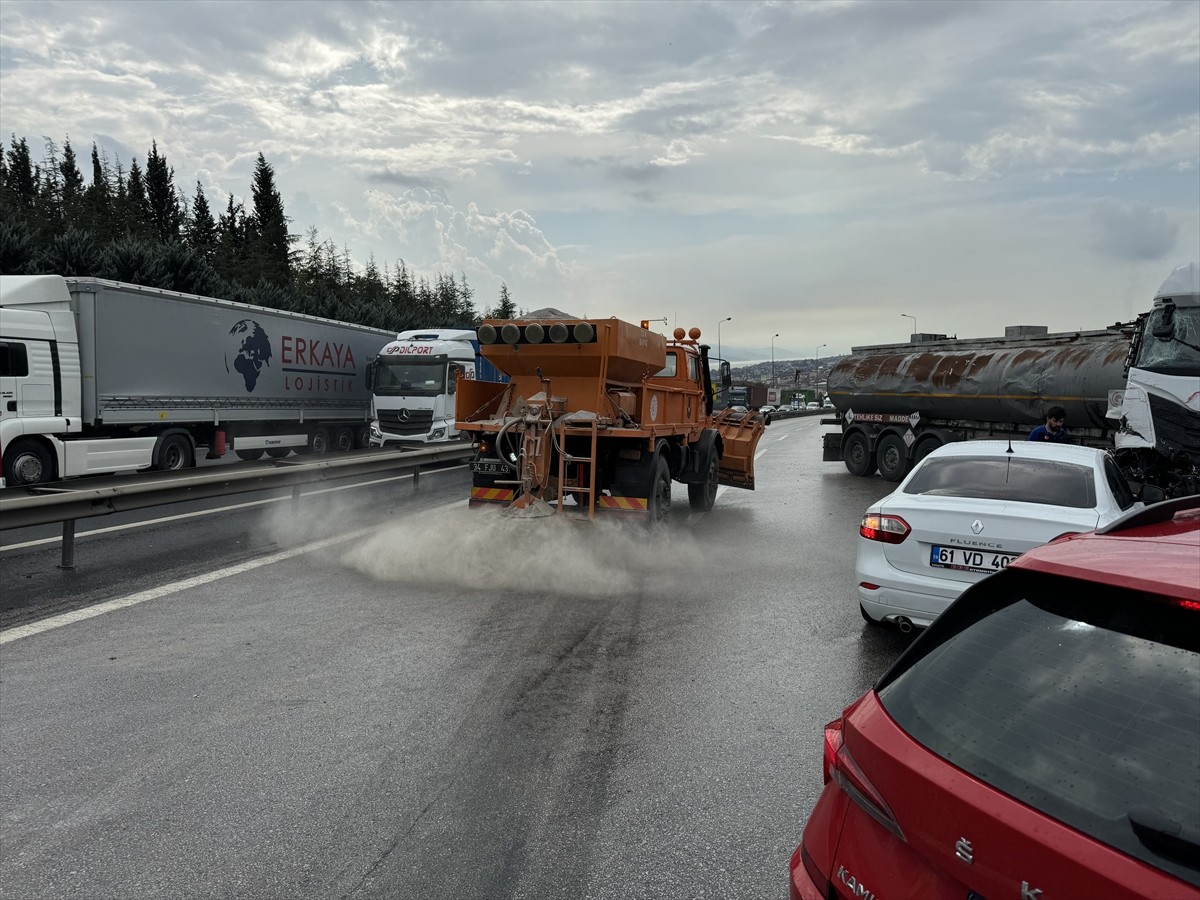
[822, 715, 906, 841]
[860, 513, 910, 544]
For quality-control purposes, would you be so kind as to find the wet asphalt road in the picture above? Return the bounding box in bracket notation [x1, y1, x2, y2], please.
[0, 416, 912, 899]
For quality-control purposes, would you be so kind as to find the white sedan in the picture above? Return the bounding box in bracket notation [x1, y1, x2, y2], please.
[856, 441, 1141, 631]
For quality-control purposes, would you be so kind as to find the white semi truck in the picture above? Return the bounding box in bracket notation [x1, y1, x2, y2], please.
[366, 329, 505, 446]
[0, 275, 394, 487]
[1111, 261, 1200, 497]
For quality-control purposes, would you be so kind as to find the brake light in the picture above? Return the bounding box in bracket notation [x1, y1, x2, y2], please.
[860, 513, 910, 544]
[1177, 599, 1200, 612]
[822, 715, 906, 841]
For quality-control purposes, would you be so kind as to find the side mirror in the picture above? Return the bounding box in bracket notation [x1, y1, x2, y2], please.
[719, 360, 732, 390]
[365, 358, 378, 390]
[1140, 484, 1167, 504]
[1151, 303, 1175, 340]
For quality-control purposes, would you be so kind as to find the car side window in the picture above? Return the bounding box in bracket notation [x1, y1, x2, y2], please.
[1103, 457, 1136, 509]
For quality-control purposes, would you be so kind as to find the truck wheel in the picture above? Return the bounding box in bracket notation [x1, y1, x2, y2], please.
[266, 448, 290, 459]
[843, 432, 877, 477]
[647, 455, 672, 526]
[877, 433, 910, 483]
[304, 429, 329, 455]
[154, 433, 194, 472]
[3, 439, 54, 486]
[688, 453, 719, 512]
[236, 449, 265, 461]
[353, 424, 372, 449]
[332, 427, 354, 453]
[912, 435, 942, 466]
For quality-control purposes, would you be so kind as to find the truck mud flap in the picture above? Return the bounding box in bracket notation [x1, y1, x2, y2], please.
[822, 432, 843, 462]
[714, 409, 765, 490]
[470, 486, 515, 507]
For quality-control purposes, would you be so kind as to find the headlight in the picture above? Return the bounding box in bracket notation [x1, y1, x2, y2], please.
[430, 428, 446, 439]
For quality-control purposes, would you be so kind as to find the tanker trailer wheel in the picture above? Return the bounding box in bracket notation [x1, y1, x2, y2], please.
[843, 432, 877, 477]
[3, 439, 54, 486]
[154, 433, 194, 472]
[688, 453, 719, 512]
[876, 433, 911, 483]
[647, 455, 672, 527]
[266, 448, 291, 459]
[332, 426, 355, 453]
[236, 449, 265, 461]
[912, 435, 942, 467]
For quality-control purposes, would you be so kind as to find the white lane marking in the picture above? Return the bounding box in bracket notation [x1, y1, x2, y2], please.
[1, 466, 465, 553]
[1, 495, 468, 645]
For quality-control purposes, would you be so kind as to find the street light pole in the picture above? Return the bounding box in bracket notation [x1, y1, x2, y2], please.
[717, 317, 732, 361]
[901, 313, 916, 337]
[771, 333, 780, 388]
[815, 343, 827, 402]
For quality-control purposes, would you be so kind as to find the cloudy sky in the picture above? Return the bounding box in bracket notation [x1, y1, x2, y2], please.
[1, 0, 1197, 359]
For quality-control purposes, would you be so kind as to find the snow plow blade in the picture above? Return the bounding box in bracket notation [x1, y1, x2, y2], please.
[715, 408, 766, 490]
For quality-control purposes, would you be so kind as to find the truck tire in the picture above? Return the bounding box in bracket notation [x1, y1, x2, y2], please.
[353, 424, 372, 449]
[266, 448, 290, 459]
[236, 449, 265, 461]
[304, 429, 329, 455]
[912, 434, 942, 466]
[3, 439, 54, 486]
[648, 455, 672, 526]
[688, 453, 719, 512]
[877, 433, 910, 483]
[843, 432, 877, 477]
[332, 427, 354, 453]
[154, 433, 194, 471]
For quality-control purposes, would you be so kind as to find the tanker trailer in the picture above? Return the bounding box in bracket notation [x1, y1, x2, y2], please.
[454, 317, 765, 524]
[822, 326, 1131, 482]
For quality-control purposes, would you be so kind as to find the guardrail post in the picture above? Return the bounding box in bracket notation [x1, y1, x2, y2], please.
[413, 466, 420, 488]
[59, 520, 76, 569]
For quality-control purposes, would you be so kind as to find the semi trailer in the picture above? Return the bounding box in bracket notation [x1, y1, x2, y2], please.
[822, 262, 1200, 497]
[0, 275, 393, 487]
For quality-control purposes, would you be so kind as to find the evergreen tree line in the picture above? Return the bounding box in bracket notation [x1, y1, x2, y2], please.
[0, 135, 520, 330]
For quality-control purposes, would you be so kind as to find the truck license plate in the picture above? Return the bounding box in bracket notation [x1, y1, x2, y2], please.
[472, 460, 507, 474]
[930, 545, 1018, 575]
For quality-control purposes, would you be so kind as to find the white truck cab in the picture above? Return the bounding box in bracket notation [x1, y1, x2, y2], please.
[367, 329, 481, 445]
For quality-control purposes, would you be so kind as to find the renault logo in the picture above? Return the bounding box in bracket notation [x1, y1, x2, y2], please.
[971, 519, 984, 534]
[398, 408, 410, 422]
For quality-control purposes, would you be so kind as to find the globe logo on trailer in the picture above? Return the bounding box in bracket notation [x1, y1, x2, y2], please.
[225, 320, 273, 392]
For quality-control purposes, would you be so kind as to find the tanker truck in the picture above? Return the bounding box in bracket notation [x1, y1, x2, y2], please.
[822, 325, 1132, 483]
[454, 317, 766, 523]
[366, 329, 506, 446]
[1111, 261, 1200, 497]
[0, 275, 393, 487]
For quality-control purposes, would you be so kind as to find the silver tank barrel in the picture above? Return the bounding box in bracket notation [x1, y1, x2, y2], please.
[827, 331, 1129, 428]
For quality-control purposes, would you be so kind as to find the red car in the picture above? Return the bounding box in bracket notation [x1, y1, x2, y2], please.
[791, 496, 1200, 900]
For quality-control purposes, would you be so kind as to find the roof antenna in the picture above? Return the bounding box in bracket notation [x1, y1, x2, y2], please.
[1006, 435, 1015, 454]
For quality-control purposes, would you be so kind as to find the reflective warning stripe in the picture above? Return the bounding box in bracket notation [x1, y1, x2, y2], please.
[597, 496, 648, 511]
[471, 487, 514, 502]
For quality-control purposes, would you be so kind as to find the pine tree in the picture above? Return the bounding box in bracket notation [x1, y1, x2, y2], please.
[186, 181, 217, 262]
[4, 137, 37, 211]
[59, 137, 86, 225]
[121, 159, 152, 238]
[247, 152, 291, 286]
[215, 193, 247, 284]
[489, 282, 517, 318]
[83, 143, 114, 239]
[145, 141, 182, 243]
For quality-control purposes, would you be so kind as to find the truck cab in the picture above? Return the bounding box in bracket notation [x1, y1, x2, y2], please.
[1113, 261, 1200, 495]
[367, 329, 480, 445]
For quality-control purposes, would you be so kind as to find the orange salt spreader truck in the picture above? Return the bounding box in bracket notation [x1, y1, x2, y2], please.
[454, 316, 766, 523]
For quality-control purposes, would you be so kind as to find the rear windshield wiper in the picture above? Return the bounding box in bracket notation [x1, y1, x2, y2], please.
[1129, 806, 1200, 871]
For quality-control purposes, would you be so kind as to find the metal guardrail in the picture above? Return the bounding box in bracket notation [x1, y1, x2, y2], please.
[0, 445, 474, 567]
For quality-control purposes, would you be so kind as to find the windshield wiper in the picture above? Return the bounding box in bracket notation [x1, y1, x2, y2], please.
[1128, 805, 1200, 871]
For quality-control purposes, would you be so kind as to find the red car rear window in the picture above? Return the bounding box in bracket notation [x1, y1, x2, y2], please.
[877, 570, 1200, 886]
